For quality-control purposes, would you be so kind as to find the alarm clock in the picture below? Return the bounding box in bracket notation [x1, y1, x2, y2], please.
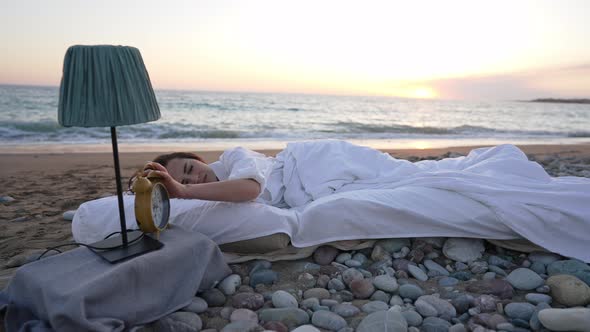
[132, 172, 170, 236]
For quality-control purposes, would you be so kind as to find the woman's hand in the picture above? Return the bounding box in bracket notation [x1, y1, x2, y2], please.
[143, 162, 187, 198]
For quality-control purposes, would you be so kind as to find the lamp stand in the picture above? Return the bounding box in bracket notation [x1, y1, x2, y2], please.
[88, 127, 163, 264]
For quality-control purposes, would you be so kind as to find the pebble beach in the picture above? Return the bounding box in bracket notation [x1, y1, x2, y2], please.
[2, 144, 590, 332]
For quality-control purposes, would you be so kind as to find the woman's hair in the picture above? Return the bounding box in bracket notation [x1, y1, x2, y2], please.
[127, 152, 205, 192]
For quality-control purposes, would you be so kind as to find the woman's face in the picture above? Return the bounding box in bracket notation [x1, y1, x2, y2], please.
[165, 158, 218, 184]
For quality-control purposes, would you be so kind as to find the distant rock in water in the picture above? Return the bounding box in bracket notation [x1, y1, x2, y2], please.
[528, 98, 590, 104]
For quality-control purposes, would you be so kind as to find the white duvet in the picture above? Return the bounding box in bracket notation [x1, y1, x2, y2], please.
[73, 142, 590, 262]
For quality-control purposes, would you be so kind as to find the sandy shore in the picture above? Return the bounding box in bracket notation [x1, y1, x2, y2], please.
[2, 143, 590, 289]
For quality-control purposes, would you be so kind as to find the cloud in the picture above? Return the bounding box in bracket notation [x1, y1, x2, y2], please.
[424, 64, 590, 100]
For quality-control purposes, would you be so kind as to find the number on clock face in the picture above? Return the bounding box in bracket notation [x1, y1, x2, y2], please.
[151, 184, 170, 229]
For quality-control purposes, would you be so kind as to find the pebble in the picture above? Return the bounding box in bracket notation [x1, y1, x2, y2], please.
[350, 278, 375, 299]
[0, 196, 15, 203]
[474, 294, 497, 313]
[488, 255, 514, 269]
[328, 278, 345, 291]
[424, 259, 450, 276]
[311, 310, 347, 331]
[449, 323, 467, 332]
[218, 274, 241, 296]
[352, 253, 368, 265]
[201, 288, 226, 307]
[342, 268, 364, 286]
[415, 294, 456, 318]
[398, 283, 424, 300]
[525, 293, 552, 305]
[249, 260, 271, 275]
[469, 261, 488, 274]
[421, 316, 452, 332]
[229, 308, 257, 323]
[272, 290, 298, 308]
[362, 300, 389, 313]
[466, 279, 514, 299]
[335, 253, 352, 264]
[344, 259, 362, 267]
[301, 298, 320, 311]
[547, 259, 590, 285]
[482, 272, 496, 280]
[528, 251, 562, 265]
[220, 320, 259, 332]
[408, 265, 428, 281]
[449, 271, 473, 281]
[356, 308, 408, 332]
[375, 238, 411, 254]
[181, 296, 208, 314]
[546, 274, 590, 306]
[442, 238, 485, 263]
[249, 269, 278, 287]
[504, 302, 536, 321]
[154, 311, 202, 332]
[451, 294, 473, 314]
[291, 325, 320, 332]
[370, 290, 391, 303]
[373, 275, 399, 293]
[530, 261, 546, 275]
[231, 292, 265, 310]
[371, 245, 389, 261]
[389, 295, 404, 306]
[62, 210, 76, 221]
[538, 308, 590, 332]
[313, 245, 339, 265]
[438, 277, 459, 287]
[401, 310, 423, 327]
[332, 303, 360, 317]
[536, 285, 551, 293]
[303, 288, 330, 300]
[506, 268, 544, 290]
[258, 308, 310, 329]
[297, 272, 316, 289]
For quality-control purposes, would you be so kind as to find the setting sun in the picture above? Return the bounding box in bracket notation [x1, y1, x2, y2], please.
[411, 87, 438, 99]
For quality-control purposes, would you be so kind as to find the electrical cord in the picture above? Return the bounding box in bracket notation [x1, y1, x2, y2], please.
[37, 229, 145, 260]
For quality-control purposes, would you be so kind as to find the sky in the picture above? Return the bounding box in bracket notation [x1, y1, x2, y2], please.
[0, 0, 589, 100]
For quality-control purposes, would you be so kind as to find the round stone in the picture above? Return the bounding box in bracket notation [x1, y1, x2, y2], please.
[328, 278, 345, 291]
[525, 293, 552, 305]
[546, 274, 590, 306]
[62, 210, 76, 221]
[528, 252, 562, 265]
[375, 239, 411, 254]
[345, 259, 362, 267]
[466, 279, 514, 299]
[547, 260, 590, 285]
[231, 292, 265, 310]
[415, 295, 456, 318]
[506, 268, 544, 290]
[442, 238, 485, 263]
[398, 284, 424, 300]
[291, 324, 321, 332]
[264, 321, 289, 332]
[538, 308, 590, 332]
[220, 320, 259, 332]
[332, 303, 360, 317]
[362, 300, 389, 313]
[482, 272, 496, 280]
[303, 288, 330, 300]
[229, 308, 258, 323]
[451, 294, 473, 315]
[350, 278, 375, 299]
[504, 302, 536, 321]
[424, 260, 450, 276]
[356, 308, 408, 332]
[313, 245, 339, 265]
[155, 312, 202, 331]
[301, 298, 320, 311]
[249, 269, 278, 287]
[181, 296, 208, 314]
[342, 268, 364, 286]
[272, 290, 299, 308]
[297, 272, 317, 289]
[421, 316, 452, 332]
[201, 288, 226, 307]
[401, 310, 423, 327]
[373, 275, 399, 293]
[438, 277, 459, 287]
[474, 295, 496, 313]
[311, 310, 347, 331]
[335, 253, 352, 264]
[218, 274, 242, 296]
[258, 308, 310, 329]
[408, 265, 428, 281]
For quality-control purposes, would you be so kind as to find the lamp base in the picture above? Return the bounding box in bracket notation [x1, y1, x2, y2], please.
[89, 231, 163, 264]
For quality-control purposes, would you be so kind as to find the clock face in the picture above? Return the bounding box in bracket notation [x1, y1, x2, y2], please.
[151, 183, 170, 229]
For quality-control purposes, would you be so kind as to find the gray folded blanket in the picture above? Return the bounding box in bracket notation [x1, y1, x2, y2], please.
[0, 227, 231, 332]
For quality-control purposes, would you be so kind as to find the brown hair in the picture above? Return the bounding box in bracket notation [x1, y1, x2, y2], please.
[127, 152, 205, 192]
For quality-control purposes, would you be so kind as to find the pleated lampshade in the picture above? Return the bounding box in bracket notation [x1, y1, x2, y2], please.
[58, 45, 160, 127]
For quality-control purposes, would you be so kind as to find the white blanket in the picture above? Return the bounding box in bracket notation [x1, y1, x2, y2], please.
[73, 143, 590, 262]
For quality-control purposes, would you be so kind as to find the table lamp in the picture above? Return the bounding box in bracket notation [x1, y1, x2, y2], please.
[58, 45, 163, 263]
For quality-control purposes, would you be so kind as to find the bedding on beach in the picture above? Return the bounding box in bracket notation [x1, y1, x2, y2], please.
[73, 140, 590, 262]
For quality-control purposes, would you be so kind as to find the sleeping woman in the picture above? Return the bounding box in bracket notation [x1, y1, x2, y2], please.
[133, 139, 590, 210]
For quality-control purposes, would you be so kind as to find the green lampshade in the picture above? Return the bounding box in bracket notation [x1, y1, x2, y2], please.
[58, 45, 160, 127]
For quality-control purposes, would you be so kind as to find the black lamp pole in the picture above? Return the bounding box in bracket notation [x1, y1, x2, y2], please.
[111, 126, 128, 246]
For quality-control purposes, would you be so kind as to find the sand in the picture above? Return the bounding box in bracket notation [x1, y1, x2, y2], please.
[2, 143, 590, 289]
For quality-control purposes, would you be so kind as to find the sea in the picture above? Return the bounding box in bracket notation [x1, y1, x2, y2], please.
[1, 84, 589, 153]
